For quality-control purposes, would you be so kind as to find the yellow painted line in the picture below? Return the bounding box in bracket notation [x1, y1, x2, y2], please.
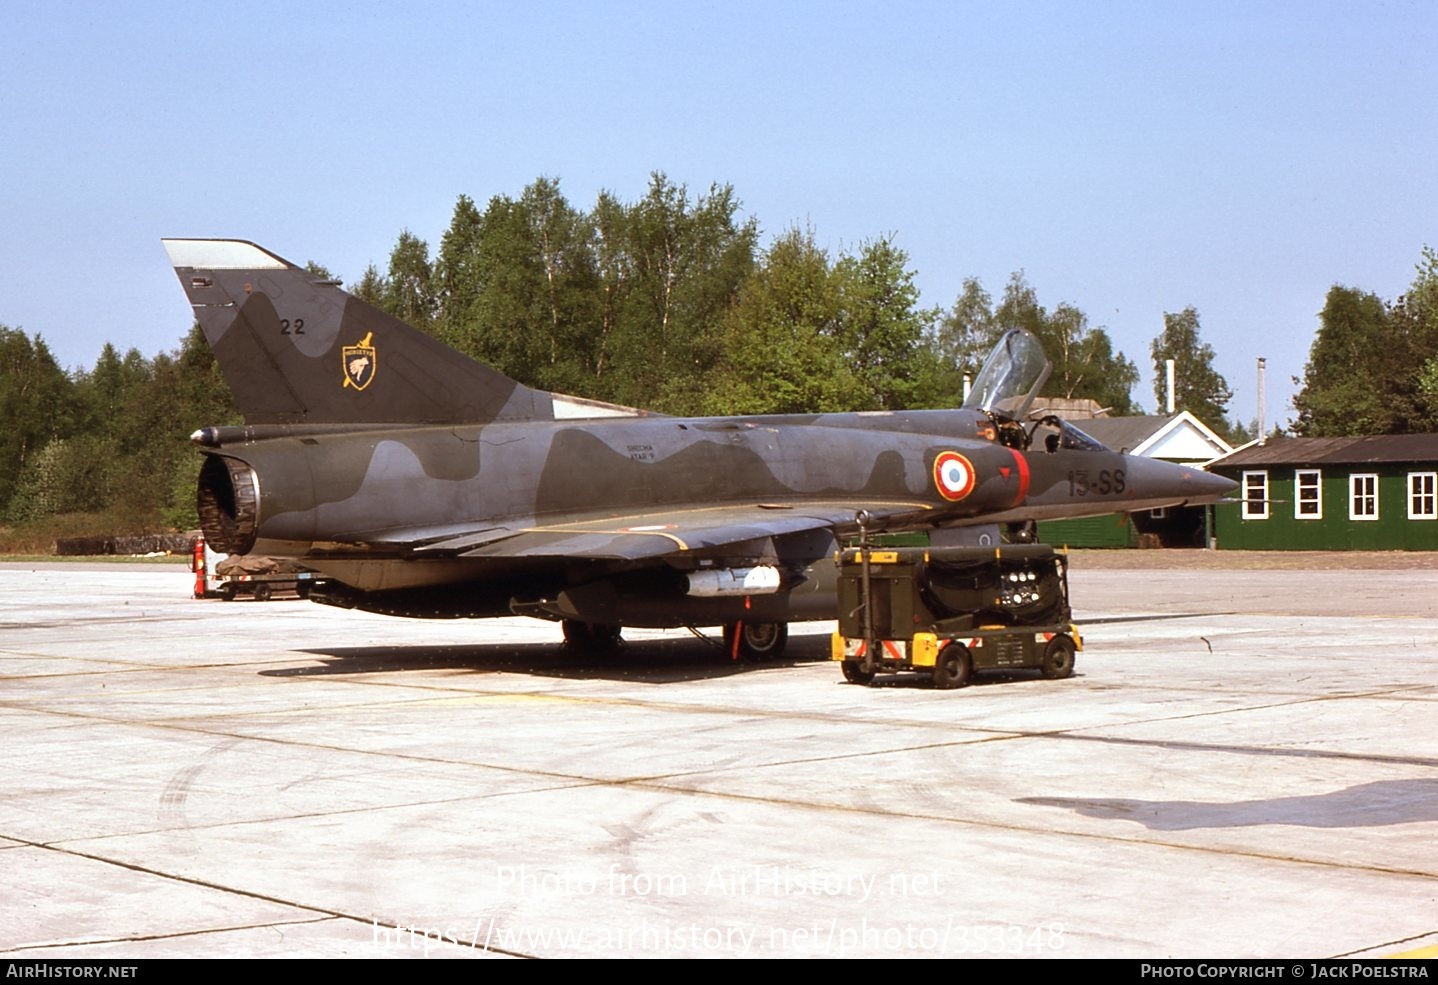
[532, 499, 933, 530]
[517, 497, 939, 553]
[521, 525, 689, 550]
[1386, 943, 1438, 959]
[406, 693, 584, 707]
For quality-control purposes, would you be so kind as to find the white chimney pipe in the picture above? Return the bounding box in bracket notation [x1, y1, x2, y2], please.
[1257, 357, 1267, 444]
[1165, 359, 1176, 414]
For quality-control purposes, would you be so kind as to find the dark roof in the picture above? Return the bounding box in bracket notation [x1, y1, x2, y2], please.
[1212, 434, 1438, 468]
[1074, 415, 1171, 452]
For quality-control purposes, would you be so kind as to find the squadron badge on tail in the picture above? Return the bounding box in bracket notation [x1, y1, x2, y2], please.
[342, 331, 376, 391]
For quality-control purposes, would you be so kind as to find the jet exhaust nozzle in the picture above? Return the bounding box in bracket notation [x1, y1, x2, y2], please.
[197, 455, 259, 555]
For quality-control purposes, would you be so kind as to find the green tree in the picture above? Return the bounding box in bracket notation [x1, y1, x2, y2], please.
[590, 190, 633, 388]
[704, 227, 854, 415]
[834, 237, 943, 410]
[352, 264, 387, 305]
[612, 173, 757, 412]
[8, 325, 242, 530]
[470, 192, 544, 379]
[80, 343, 137, 430]
[163, 325, 240, 528]
[930, 278, 1001, 403]
[434, 193, 486, 352]
[1149, 306, 1234, 434]
[0, 327, 75, 516]
[1069, 323, 1140, 417]
[5, 437, 116, 522]
[113, 352, 182, 517]
[380, 230, 436, 328]
[521, 177, 599, 386]
[1401, 247, 1438, 430]
[1293, 286, 1402, 435]
[303, 261, 337, 282]
[993, 273, 1139, 414]
[449, 181, 599, 393]
[7, 340, 185, 527]
[1295, 247, 1438, 436]
[173, 323, 239, 430]
[1406, 244, 1438, 327]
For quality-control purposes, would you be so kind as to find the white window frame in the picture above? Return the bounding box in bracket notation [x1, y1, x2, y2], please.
[1349, 473, 1378, 521]
[1241, 471, 1268, 520]
[1409, 472, 1437, 520]
[1295, 469, 1323, 520]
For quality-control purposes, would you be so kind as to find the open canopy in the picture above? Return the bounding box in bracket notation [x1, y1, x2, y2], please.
[962, 328, 1052, 421]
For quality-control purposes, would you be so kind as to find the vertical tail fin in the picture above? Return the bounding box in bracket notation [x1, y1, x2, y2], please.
[163, 238, 554, 426]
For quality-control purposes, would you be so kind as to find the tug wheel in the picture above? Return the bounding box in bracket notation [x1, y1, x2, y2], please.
[932, 643, 972, 690]
[1040, 635, 1076, 680]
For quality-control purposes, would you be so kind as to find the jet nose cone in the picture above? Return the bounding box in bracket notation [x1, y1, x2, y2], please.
[1178, 467, 1238, 503]
[1121, 457, 1237, 506]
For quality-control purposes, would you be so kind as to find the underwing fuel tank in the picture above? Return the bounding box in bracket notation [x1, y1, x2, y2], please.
[686, 566, 782, 597]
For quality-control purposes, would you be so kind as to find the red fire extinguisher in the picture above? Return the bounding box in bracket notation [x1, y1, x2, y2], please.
[192, 536, 207, 599]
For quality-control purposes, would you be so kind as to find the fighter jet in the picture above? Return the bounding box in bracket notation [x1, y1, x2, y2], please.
[164, 238, 1235, 657]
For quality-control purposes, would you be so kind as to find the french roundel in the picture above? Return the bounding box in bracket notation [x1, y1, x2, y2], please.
[933, 451, 977, 502]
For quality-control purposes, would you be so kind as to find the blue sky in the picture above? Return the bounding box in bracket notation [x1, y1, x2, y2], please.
[2, 1, 1434, 429]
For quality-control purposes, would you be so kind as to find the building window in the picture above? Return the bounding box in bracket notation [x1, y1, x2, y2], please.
[1295, 469, 1322, 519]
[1410, 472, 1437, 520]
[1241, 471, 1268, 520]
[1349, 474, 1378, 520]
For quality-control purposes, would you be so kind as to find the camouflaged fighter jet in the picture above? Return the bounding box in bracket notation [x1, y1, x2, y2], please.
[164, 238, 1236, 657]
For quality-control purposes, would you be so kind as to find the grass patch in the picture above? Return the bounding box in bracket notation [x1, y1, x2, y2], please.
[0, 554, 189, 564]
[0, 510, 177, 555]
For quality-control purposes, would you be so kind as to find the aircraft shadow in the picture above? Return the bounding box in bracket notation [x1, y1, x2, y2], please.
[261, 630, 834, 684]
[1019, 779, 1438, 829]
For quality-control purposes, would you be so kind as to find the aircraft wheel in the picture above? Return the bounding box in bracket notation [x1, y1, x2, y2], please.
[561, 619, 590, 647]
[932, 643, 972, 690]
[723, 621, 788, 661]
[562, 620, 622, 652]
[1040, 634, 1076, 680]
[841, 660, 875, 685]
[589, 623, 623, 649]
[253, 583, 272, 602]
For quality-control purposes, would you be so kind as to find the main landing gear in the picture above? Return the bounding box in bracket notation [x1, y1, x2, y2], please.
[559, 618, 790, 662]
[722, 621, 788, 661]
[561, 619, 623, 652]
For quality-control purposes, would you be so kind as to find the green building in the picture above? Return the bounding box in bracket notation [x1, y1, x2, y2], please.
[1209, 435, 1438, 551]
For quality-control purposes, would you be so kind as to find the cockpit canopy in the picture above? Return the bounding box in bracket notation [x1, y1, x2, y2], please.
[963, 328, 1115, 454]
[962, 329, 1051, 422]
[1030, 415, 1110, 454]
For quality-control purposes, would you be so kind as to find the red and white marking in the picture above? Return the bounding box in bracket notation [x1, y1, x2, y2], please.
[933, 451, 977, 502]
